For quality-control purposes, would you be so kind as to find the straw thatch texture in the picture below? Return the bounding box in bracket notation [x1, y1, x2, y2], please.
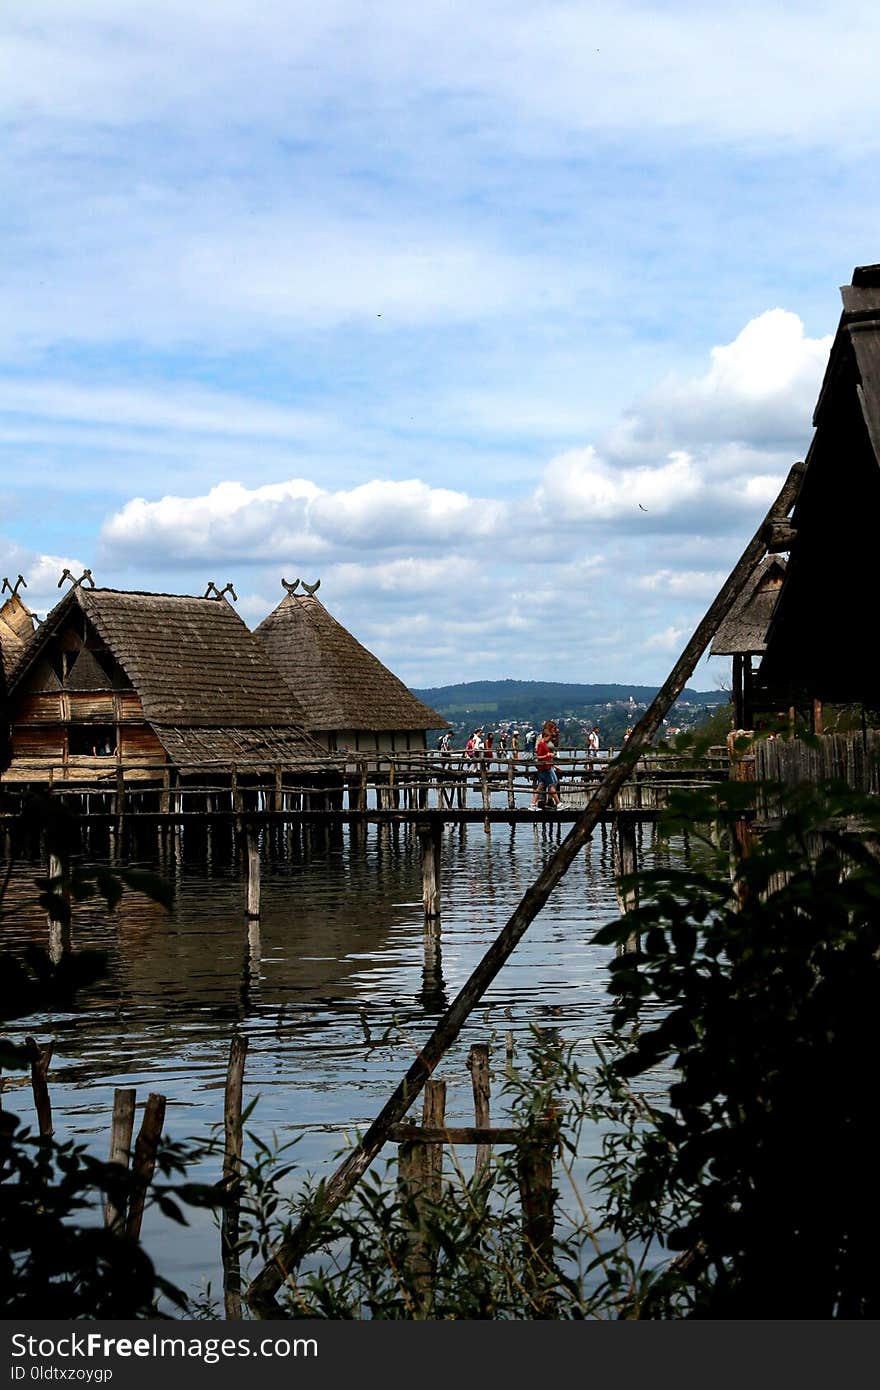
[152, 725, 328, 772]
[254, 593, 448, 733]
[710, 557, 786, 657]
[76, 589, 311, 727]
[0, 593, 36, 680]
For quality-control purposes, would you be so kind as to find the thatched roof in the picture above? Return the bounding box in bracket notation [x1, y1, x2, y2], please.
[254, 591, 448, 732]
[711, 557, 786, 657]
[8, 586, 329, 770]
[0, 592, 36, 681]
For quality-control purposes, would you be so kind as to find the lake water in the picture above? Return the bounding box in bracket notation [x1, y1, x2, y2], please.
[2, 804, 681, 1310]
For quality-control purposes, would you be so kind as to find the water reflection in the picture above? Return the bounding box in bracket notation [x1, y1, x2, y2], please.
[2, 811, 683, 1300]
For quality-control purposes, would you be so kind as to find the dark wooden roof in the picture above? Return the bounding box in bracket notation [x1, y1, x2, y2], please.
[758, 264, 880, 704]
[710, 557, 786, 656]
[254, 592, 449, 732]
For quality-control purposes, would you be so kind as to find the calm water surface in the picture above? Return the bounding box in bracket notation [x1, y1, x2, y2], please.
[3, 806, 683, 1306]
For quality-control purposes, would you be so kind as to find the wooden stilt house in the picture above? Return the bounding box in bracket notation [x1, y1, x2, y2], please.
[755, 263, 880, 729]
[1, 584, 328, 787]
[710, 556, 786, 729]
[253, 581, 448, 753]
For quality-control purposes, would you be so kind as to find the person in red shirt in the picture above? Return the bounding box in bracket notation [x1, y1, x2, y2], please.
[529, 720, 561, 810]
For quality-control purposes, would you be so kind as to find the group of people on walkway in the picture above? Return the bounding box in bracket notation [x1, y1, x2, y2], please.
[437, 721, 608, 812]
[458, 727, 523, 761]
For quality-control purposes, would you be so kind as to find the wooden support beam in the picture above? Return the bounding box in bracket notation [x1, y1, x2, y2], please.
[223, 1035, 249, 1320]
[247, 461, 806, 1312]
[25, 1036, 53, 1137]
[614, 813, 639, 954]
[104, 1087, 136, 1232]
[417, 821, 442, 920]
[125, 1093, 166, 1241]
[467, 1043, 492, 1181]
[245, 826, 261, 920]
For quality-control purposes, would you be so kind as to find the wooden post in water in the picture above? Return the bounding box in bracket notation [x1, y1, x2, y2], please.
[245, 825, 261, 920]
[417, 821, 442, 921]
[517, 1132, 557, 1311]
[104, 1087, 136, 1232]
[125, 1093, 166, 1241]
[223, 1035, 249, 1320]
[46, 845, 70, 963]
[246, 462, 805, 1310]
[25, 1037, 53, 1136]
[613, 813, 639, 954]
[467, 1043, 491, 1182]
[398, 1078, 446, 1316]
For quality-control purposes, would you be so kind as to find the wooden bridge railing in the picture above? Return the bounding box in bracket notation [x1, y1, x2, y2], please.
[0, 746, 730, 819]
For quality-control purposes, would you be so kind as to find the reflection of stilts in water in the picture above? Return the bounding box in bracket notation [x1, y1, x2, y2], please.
[239, 919, 262, 1010]
[47, 918, 72, 965]
[416, 917, 448, 1012]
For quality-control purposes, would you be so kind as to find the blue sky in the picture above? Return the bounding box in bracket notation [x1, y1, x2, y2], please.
[2, 1, 877, 688]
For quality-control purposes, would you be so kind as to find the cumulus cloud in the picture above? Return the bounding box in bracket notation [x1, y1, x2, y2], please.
[645, 625, 687, 651]
[0, 539, 88, 618]
[537, 447, 702, 522]
[611, 311, 831, 462]
[101, 477, 507, 563]
[638, 569, 728, 597]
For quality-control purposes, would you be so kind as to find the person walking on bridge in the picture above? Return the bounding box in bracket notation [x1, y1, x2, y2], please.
[529, 720, 560, 810]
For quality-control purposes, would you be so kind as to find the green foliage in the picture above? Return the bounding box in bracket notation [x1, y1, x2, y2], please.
[594, 775, 880, 1317]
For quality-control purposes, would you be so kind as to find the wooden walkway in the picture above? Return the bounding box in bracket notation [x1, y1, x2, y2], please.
[0, 747, 730, 826]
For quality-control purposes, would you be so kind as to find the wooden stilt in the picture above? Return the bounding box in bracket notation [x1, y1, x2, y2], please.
[418, 822, 442, 920]
[245, 826, 261, 920]
[105, 1087, 136, 1232]
[25, 1037, 53, 1137]
[223, 1035, 249, 1320]
[613, 814, 639, 954]
[125, 1093, 166, 1241]
[467, 1043, 491, 1182]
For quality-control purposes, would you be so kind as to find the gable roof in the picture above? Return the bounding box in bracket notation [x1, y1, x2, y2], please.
[7, 586, 330, 768]
[757, 264, 880, 705]
[710, 556, 786, 657]
[254, 592, 448, 732]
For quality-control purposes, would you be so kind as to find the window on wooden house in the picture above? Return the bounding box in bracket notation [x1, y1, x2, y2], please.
[68, 724, 117, 757]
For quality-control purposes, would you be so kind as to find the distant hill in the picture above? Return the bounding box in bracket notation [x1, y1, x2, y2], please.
[410, 679, 721, 716]
[409, 678, 727, 746]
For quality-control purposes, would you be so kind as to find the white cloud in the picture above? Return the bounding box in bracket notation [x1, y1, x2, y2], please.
[616, 311, 832, 456]
[638, 569, 728, 597]
[0, 540, 88, 618]
[645, 625, 687, 651]
[537, 448, 703, 522]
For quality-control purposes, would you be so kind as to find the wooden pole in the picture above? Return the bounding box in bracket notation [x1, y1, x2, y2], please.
[125, 1093, 166, 1241]
[467, 1043, 492, 1182]
[417, 822, 442, 920]
[517, 1135, 556, 1309]
[246, 461, 805, 1310]
[223, 1035, 249, 1320]
[105, 1087, 136, 1231]
[613, 813, 639, 954]
[25, 1036, 53, 1137]
[245, 826, 261, 920]
[398, 1078, 446, 1316]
